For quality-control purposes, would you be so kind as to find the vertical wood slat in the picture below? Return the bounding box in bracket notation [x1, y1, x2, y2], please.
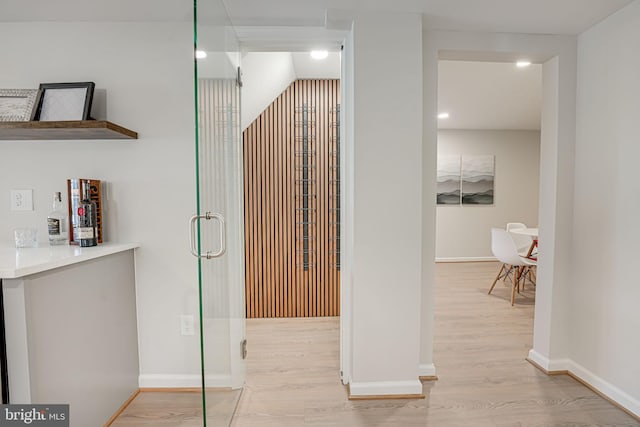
[259, 114, 266, 319]
[243, 79, 340, 318]
[275, 94, 282, 317]
[285, 86, 293, 317]
[266, 99, 274, 318]
[307, 79, 314, 318]
[295, 80, 302, 317]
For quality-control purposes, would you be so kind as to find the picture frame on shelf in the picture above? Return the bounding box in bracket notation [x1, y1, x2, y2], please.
[0, 89, 42, 122]
[35, 82, 95, 121]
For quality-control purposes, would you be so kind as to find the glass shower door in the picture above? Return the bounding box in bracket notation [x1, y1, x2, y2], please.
[191, 1, 245, 425]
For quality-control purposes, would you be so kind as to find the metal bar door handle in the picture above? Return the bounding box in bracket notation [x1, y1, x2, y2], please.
[189, 212, 226, 259]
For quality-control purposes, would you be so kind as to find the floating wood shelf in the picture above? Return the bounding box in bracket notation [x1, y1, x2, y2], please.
[0, 120, 138, 140]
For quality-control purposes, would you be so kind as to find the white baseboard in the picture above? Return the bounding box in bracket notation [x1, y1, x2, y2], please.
[435, 257, 497, 263]
[528, 349, 640, 418]
[567, 360, 640, 418]
[527, 349, 570, 372]
[138, 374, 232, 389]
[418, 363, 437, 377]
[349, 380, 423, 397]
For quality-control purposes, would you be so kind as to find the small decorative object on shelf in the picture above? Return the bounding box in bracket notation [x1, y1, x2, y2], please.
[47, 191, 68, 246]
[35, 82, 95, 121]
[0, 89, 42, 122]
[68, 178, 102, 246]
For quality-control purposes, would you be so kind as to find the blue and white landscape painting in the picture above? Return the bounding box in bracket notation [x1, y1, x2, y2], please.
[461, 155, 494, 205]
[437, 155, 461, 205]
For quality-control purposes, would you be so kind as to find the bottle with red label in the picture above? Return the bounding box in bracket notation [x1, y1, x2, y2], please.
[73, 179, 98, 247]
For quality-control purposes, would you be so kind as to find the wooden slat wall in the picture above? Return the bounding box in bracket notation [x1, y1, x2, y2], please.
[243, 79, 340, 318]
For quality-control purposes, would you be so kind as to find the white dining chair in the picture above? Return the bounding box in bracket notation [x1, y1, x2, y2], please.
[506, 222, 533, 256]
[489, 227, 537, 306]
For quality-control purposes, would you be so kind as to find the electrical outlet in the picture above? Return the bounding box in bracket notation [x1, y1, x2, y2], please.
[180, 315, 195, 336]
[10, 189, 33, 211]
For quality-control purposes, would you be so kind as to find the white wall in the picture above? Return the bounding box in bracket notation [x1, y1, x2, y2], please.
[240, 52, 296, 130]
[347, 10, 423, 396]
[436, 130, 540, 260]
[0, 22, 206, 386]
[571, 0, 640, 415]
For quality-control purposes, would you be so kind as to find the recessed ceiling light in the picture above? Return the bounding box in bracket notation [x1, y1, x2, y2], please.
[516, 61, 531, 68]
[438, 112, 450, 119]
[195, 50, 207, 59]
[310, 50, 329, 60]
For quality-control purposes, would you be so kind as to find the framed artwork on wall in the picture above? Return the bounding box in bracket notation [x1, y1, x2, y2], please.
[461, 155, 494, 205]
[437, 155, 461, 205]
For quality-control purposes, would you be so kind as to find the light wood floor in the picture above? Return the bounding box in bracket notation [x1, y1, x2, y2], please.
[110, 389, 241, 426]
[112, 262, 640, 426]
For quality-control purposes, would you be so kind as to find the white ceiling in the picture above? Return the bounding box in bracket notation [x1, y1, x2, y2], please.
[438, 61, 542, 130]
[0, 0, 632, 36]
[223, 0, 633, 35]
[1, 1, 631, 54]
[224, 0, 634, 52]
[0, 0, 633, 54]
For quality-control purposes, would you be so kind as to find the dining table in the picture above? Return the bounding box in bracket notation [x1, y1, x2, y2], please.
[509, 227, 538, 258]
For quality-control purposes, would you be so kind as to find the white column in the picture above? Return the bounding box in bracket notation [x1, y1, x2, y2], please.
[348, 10, 424, 397]
[529, 49, 577, 370]
[419, 30, 438, 379]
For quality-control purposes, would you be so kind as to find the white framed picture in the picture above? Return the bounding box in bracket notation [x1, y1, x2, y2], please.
[0, 89, 41, 122]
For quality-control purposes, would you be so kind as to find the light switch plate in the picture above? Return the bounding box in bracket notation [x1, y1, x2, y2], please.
[10, 189, 33, 211]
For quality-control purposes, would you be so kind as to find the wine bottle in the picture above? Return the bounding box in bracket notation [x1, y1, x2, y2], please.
[47, 191, 68, 245]
[74, 180, 98, 247]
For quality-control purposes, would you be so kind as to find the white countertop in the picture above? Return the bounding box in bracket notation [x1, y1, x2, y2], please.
[0, 242, 140, 279]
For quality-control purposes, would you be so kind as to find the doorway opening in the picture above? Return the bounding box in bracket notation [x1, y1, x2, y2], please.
[435, 59, 542, 264]
[234, 50, 345, 423]
[434, 56, 543, 375]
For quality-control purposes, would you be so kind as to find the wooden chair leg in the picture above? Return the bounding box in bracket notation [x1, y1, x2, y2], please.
[488, 264, 505, 295]
[511, 268, 520, 306]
